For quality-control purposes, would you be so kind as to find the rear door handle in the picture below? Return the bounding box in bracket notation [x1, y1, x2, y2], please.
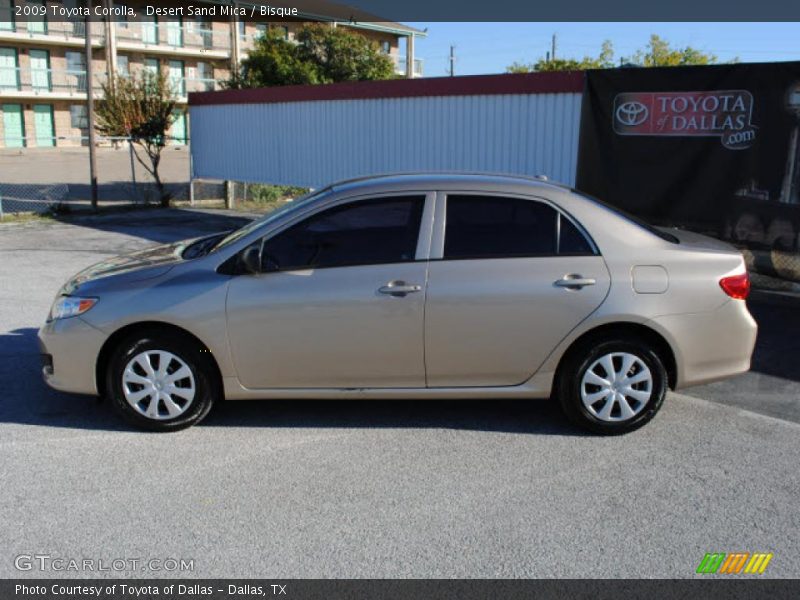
[554, 275, 596, 289]
[378, 280, 422, 297]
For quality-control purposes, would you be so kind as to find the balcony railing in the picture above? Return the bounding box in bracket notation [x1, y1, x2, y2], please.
[0, 66, 106, 95]
[0, 19, 104, 42]
[115, 21, 230, 52]
[393, 56, 424, 77]
[167, 76, 221, 97]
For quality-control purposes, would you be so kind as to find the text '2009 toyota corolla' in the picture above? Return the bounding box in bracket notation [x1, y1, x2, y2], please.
[38, 173, 757, 433]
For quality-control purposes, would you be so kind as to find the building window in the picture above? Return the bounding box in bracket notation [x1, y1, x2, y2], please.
[196, 61, 213, 91]
[116, 54, 129, 77]
[115, 1, 128, 28]
[255, 22, 267, 40]
[70, 104, 88, 129]
[381, 41, 390, 54]
[168, 59, 185, 96]
[143, 57, 159, 77]
[26, 0, 47, 34]
[141, 14, 158, 44]
[66, 50, 87, 92]
[0, 47, 20, 91]
[0, 0, 15, 32]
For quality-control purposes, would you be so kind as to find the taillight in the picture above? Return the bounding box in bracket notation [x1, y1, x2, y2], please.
[720, 272, 750, 300]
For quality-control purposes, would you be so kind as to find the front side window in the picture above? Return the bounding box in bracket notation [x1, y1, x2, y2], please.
[259, 196, 425, 271]
[443, 194, 594, 259]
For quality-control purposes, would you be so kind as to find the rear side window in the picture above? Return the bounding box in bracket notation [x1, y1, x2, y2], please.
[558, 215, 595, 255]
[444, 195, 594, 259]
[261, 196, 424, 271]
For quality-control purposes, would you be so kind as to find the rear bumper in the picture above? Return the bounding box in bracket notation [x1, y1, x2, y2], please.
[38, 316, 107, 396]
[648, 299, 758, 389]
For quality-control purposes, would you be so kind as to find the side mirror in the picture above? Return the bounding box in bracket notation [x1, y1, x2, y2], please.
[240, 245, 261, 275]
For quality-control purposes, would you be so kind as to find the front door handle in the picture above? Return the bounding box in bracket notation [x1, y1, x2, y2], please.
[378, 280, 422, 297]
[554, 275, 596, 289]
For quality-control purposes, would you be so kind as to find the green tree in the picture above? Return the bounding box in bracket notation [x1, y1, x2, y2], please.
[226, 23, 396, 89]
[95, 71, 177, 206]
[628, 34, 718, 67]
[508, 40, 615, 73]
[507, 36, 719, 73]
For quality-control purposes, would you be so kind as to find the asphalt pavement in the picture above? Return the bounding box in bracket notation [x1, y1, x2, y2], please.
[1, 208, 798, 578]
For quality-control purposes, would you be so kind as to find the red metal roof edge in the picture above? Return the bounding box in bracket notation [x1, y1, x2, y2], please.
[189, 71, 585, 106]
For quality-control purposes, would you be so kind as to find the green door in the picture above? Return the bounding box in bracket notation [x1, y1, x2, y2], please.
[33, 104, 55, 147]
[2, 103, 25, 148]
[170, 109, 186, 145]
[29, 49, 51, 91]
[0, 47, 19, 90]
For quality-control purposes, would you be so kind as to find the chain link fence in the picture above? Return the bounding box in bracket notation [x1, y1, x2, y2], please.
[0, 183, 69, 217]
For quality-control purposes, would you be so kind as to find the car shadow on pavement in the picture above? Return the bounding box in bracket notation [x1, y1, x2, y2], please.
[52, 207, 253, 245]
[746, 293, 800, 383]
[1, 327, 584, 436]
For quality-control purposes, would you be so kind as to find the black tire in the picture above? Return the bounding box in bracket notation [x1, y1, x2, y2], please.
[556, 337, 667, 435]
[106, 330, 219, 432]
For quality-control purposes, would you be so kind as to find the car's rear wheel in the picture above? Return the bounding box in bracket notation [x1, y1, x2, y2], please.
[107, 332, 217, 431]
[557, 337, 667, 435]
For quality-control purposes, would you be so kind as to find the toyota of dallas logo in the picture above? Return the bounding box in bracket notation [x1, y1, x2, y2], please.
[613, 90, 757, 150]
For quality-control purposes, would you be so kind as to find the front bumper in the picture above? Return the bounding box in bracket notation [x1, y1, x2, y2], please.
[38, 316, 107, 396]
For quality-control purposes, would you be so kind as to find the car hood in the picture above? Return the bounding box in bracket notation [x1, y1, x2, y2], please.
[62, 240, 188, 294]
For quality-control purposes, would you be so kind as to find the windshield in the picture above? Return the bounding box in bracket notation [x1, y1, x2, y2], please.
[211, 187, 330, 252]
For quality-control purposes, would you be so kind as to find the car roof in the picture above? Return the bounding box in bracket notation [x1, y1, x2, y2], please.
[329, 172, 573, 195]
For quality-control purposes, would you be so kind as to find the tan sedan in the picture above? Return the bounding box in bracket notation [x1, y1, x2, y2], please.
[39, 174, 757, 433]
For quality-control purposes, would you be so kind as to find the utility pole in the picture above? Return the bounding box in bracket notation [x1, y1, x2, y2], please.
[85, 2, 98, 211]
[551, 33, 557, 61]
[448, 45, 456, 77]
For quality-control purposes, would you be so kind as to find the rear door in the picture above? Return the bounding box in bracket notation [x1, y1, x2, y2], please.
[424, 192, 610, 387]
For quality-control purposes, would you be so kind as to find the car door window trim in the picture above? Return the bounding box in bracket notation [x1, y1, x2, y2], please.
[430, 191, 600, 261]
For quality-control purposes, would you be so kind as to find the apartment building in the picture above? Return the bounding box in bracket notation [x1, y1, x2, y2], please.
[0, 0, 425, 148]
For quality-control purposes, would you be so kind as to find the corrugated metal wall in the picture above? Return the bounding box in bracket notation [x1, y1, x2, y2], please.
[189, 92, 583, 187]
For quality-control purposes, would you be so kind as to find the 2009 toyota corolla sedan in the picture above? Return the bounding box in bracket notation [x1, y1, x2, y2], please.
[39, 173, 757, 434]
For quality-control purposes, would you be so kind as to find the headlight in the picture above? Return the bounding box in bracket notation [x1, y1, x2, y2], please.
[49, 296, 98, 321]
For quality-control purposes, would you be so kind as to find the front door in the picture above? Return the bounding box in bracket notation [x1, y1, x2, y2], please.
[2, 103, 25, 147]
[226, 194, 431, 389]
[33, 104, 54, 147]
[29, 49, 50, 91]
[424, 193, 611, 387]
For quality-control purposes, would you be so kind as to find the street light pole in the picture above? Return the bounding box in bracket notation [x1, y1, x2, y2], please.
[85, 3, 99, 211]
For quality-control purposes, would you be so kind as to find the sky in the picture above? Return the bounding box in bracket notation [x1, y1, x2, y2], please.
[406, 22, 800, 77]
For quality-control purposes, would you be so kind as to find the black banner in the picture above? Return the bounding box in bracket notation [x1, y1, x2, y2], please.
[576, 61, 800, 276]
[3, 579, 800, 600]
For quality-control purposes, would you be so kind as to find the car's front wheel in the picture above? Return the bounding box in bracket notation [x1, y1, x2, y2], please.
[557, 337, 667, 435]
[106, 331, 218, 431]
